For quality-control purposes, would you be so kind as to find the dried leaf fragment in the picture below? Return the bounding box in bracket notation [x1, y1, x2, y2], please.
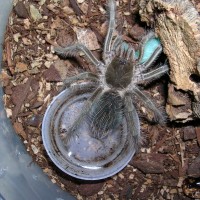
[15, 62, 28, 73]
[13, 122, 27, 139]
[30, 5, 42, 21]
[74, 28, 100, 50]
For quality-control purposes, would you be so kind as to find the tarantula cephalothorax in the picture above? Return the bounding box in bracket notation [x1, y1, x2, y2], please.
[54, 0, 168, 149]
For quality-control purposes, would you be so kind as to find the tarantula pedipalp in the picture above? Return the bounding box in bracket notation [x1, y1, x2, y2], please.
[54, 0, 168, 149]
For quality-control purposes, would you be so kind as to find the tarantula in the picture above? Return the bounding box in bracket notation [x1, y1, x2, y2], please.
[54, 0, 168, 149]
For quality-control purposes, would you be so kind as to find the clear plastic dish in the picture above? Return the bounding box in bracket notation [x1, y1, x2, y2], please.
[42, 84, 136, 180]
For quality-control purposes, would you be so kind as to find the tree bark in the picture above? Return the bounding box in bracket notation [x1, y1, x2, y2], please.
[138, 0, 200, 122]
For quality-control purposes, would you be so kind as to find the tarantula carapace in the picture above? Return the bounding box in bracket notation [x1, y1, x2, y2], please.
[54, 0, 168, 149]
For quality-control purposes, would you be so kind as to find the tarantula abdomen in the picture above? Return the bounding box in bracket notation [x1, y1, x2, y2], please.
[88, 90, 123, 139]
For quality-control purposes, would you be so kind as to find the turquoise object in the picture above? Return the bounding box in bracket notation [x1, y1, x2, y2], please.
[139, 38, 161, 63]
[122, 37, 161, 63]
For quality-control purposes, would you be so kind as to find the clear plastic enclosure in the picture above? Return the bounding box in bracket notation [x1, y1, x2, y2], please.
[0, 1, 75, 199]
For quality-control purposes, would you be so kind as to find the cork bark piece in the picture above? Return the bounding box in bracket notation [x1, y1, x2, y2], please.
[139, 0, 200, 122]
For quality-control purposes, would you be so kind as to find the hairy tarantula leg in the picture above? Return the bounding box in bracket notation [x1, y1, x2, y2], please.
[66, 82, 98, 95]
[132, 87, 166, 124]
[137, 64, 169, 82]
[137, 31, 159, 64]
[126, 46, 135, 61]
[119, 42, 127, 57]
[111, 35, 123, 51]
[140, 46, 162, 71]
[63, 87, 103, 144]
[55, 44, 104, 72]
[113, 41, 135, 62]
[124, 94, 141, 151]
[59, 82, 99, 141]
[103, 0, 116, 62]
[62, 72, 99, 89]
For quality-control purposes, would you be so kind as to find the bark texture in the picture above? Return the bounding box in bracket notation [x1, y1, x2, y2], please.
[139, 0, 200, 122]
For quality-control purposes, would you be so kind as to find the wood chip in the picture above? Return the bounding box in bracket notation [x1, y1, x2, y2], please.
[13, 122, 27, 139]
[75, 28, 100, 50]
[5, 39, 14, 74]
[15, 62, 28, 72]
[14, 1, 29, 19]
[12, 77, 33, 121]
[195, 127, 200, 146]
[69, 0, 83, 17]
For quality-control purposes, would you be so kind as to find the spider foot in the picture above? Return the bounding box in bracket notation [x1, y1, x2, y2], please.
[54, 45, 79, 58]
[116, 42, 135, 61]
[55, 44, 104, 72]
